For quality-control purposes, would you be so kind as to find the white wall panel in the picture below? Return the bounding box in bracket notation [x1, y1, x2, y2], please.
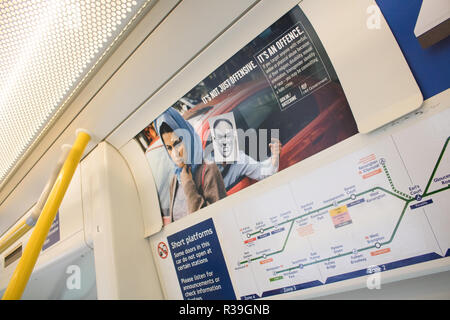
[80, 142, 162, 299]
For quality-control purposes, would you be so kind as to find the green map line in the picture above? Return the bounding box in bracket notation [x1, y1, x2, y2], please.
[423, 137, 449, 196]
[381, 161, 413, 200]
[273, 201, 412, 275]
[252, 221, 296, 262]
[239, 137, 450, 270]
[247, 205, 332, 238]
[423, 185, 450, 197]
[385, 201, 410, 245]
[240, 186, 409, 265]
[246, 186, 409, 239]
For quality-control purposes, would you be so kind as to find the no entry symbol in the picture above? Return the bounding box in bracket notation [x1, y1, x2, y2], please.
[157, 241, 169, 259]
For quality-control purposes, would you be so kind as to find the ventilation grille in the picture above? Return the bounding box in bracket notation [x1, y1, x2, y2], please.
[0, 0, 150, 184]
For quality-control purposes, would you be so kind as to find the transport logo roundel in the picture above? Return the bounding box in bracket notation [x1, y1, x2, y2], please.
[157, 241, 169, 259]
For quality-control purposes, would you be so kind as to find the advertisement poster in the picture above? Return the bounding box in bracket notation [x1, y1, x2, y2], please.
[135, 5, 358, 226]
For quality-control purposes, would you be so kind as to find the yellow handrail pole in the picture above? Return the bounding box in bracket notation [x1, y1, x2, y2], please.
[2, 130, 90, 300]
[0, 145, 71, 255]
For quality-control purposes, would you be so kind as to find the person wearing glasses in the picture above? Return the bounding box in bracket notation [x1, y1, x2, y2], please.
[210, 114, 281, 191]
